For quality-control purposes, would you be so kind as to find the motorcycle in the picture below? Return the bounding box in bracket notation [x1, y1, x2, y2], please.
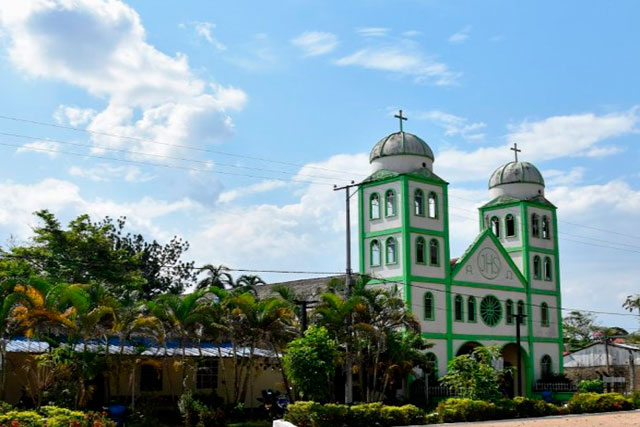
[257, 389, 289, 420]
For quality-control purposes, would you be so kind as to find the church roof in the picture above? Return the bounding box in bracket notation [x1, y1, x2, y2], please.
[369, 131, 434, 163]
[480, 194, 556, 209]
[489, 161, 545, 189]
[362, 168, 447, 184]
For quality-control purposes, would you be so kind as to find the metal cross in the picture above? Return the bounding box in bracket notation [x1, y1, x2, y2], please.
[394, 109, 408, 132]
[510, 143, 522, 162]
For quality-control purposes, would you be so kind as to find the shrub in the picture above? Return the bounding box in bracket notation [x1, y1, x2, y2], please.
[0, 406, 114, 427]
[578, 379, 604, 393]
[0, 401, 13, 415]
[283, 401, 425, 427]
[632, 391, 640, 409]
[511, 397, 559, 418]
[567, 392, 633, 414]
[436, 398, 503, 423]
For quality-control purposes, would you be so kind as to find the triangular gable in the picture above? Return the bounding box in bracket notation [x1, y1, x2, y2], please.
[452, 229, 527, 288]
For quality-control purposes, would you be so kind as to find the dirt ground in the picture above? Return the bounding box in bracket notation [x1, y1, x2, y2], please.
[429, 410, 640, 426]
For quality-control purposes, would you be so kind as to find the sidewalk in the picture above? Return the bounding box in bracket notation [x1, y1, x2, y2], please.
[419, 409, 640, 426]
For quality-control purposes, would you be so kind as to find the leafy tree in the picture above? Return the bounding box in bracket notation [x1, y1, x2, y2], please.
[196, 264, 233, 290]
[283, 326, 337, 402]
[563, 310, 599, 351]
[440, 346, 507, 402]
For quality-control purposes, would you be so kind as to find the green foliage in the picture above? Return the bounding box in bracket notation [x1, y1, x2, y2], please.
[439, 346, 507, 401]
[435, 398, 503, 423]
[283, 401, 425, 427]
[0, 401, 13, 414]
[510, 397, 561, 418]
[632, 391, 640, 409]
[178, 391, 226, 427]
[567, 392, 633, 413]
[0, 406, 114, 426]
[283, 326, 337, 402]
[562, 310, 600, 351]
[578, 379, 604, 393]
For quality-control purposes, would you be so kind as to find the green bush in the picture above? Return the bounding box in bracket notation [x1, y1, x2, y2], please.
[0, 406, 114, 427]
[283, 401, 425, 427]
[567, 392, 633, 413]
[0, 401, 13, 415]
[511, 397, 560, 418]
[631, 390, 640, 409]
[436, 398, 503, 423]
[0, 410, 43, 426]
[578, 379, 604, 393]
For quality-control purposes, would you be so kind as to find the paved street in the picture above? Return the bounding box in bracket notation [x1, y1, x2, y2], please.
[426, 410, 640, 426]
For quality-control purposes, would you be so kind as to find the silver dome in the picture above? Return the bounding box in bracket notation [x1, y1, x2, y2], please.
[369, 131, 434, 163]
[489, 161, 545, 189]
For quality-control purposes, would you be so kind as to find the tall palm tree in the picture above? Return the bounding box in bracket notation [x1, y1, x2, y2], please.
[623, 294, 640, 315]
[196, 264, 233, 290]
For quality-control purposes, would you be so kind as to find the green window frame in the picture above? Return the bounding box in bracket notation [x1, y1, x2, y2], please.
[454, 295, 464, 321]
[385, 237, 397, 264]
[544, 256, 552, 281]
[541, 302, 550, 327]
[505, 214, 516, 237]
[416, 237, 426, 264]
[414, 189, 424, 216]
[490, 216, 500, 237]
[369, 193, 380, 220]
[428, 192, 438, 219]
[370, 240, 381, 266]
[540, 354, 552, 378]
[429, 239, 440, 266]
[480, 295, 503, 327]
[385, 189, 396, 217]
[533, 255, 541, 280]
[517, 300, 525, 324]
[531, 213, 540, 238]
[467, 296, 477, 322]
[506, 299, 514, 324]
[424, 292, 435, 320]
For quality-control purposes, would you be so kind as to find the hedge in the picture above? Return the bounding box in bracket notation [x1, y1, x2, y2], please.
[0, 404, 115, 427]
[284, 402, 425, 427]
[567, 393, 634, 414]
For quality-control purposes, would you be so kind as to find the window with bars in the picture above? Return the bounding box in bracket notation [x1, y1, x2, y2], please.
[196, 359, 219, 390]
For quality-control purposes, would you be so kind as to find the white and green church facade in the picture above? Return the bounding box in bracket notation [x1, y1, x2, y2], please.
[357, 127, 563, 397]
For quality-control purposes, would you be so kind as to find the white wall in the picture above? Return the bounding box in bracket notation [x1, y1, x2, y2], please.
[362, 181, 402, 233]
[408, 181, 444, 232]
[453, 237, 525, 288]
[481, 206, 522, 249]
[411, 283, 447, 334]
[364, 233, 403, 278]
[533, 342, 562, 379]
[410, 233, 446, 279]
[528, 251, 557, 291]
[531, 294, 559, 339]
[526, 206, 555, 251]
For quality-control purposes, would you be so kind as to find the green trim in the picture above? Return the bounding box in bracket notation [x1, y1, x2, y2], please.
[479, 294, 503, 327]
[423, 291, 435, 321]
[533, 255, 541, 279]
[385, 236, 398, 264]
[428, 191, 439, 219]
[402, 177, 411, 305]
[369, 192, 381, 220]
[368, 276, 404, 285]
[467, 296, 477, 323]
[521, 204, 534, 396]
[543, 256, 553, 281]
[414, 188, 425, 217]
[369, 239, 382, 267]
[411, 276, 447, 284]
[481, 201, 523, 211]
[429, 238, 440, 266]
[531, 289, 559, 296]
[359, 188, 365, 274]
[359, 175, 402, 189]
[505, 213, 517, 238]
[452, 281, 525, 293]
[385, 189, 397, 217]
[506, 299, 514, 324]
[442, 183, 453, 361]
[422, 332, 449, 340]
[364, 227, 402, 238]
[528, 246, 556, 255]
[454, 294, 464, 322]
[553, 209, 564, 373]
[408, 227, 445, 237]
[415, 236, 426, 264]
[451, 334, 528, 342]
[532, 337, 562, 344]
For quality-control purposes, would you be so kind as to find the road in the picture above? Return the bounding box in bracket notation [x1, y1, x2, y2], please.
[426, 410, 640, 426]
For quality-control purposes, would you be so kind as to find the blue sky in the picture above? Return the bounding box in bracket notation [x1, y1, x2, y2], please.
[0, 0, 638, 331]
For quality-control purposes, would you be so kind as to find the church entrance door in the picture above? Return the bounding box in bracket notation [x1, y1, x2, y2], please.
[501, 343, 527, 397]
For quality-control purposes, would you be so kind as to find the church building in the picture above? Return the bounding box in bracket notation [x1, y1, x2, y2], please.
[358, 112, 563, 396]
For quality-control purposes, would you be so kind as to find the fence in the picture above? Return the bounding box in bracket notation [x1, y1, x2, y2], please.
[532, 382, 577, 392]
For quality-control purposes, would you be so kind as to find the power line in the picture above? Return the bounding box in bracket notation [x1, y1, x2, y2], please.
[0, 114, 361, 177]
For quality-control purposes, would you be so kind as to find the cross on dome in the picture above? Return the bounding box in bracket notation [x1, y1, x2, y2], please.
[394, 109, 407, 132]
[510, 143, 522, 162]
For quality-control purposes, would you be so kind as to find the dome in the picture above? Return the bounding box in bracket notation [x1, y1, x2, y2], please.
[489, 161, 545, 189]
[369, 131, 434, 163]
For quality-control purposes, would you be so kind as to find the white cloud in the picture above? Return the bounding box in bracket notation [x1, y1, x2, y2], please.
[54, 105, 96, 126]
[336, 45, 460, 86]
[0, 0, 246, 160]
[69, 164, 155, 182]
[402, 30, 422, 37]
[227, 33, 279, 71]
[356, 27, 390, 37]
[218, 180, 287, 203]
[16, 140, 61, 158]
[448, 26, 472, 44]
[543, 167, 585, 186]
[435, 109, 639, 182]
[414, 110, 486, 140]
[192, 21, 226, 51]
[291, 31, 338, 57]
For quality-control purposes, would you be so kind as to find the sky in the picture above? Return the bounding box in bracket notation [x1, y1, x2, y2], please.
[0, 0, 638, 331]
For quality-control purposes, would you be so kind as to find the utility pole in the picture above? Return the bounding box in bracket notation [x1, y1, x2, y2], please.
[513, 313, 527, 396]
[334, 180, 360, 404]
[294, 299, 318, 334]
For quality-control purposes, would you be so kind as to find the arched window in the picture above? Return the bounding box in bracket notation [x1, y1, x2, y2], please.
[540, 354, 552, 379]
[370, 193, 380, 219]
[424, 292, 434, 320]
[416, 237, 426, 264]
[414, 189, 424, 216]
[385, 190, 396, 217]
[468, 296, 476, 322]
[541, 302, 549, 327]
[506, 214, 516, 237]
[454, 295, 464, 321]
[517, 300, 525, 324]
[386, 237, 397, 264]
[429, 239, 439, 266]
[533, 255, 541, 279]
[370, 240, 381, 266]
[542, 216, 550, 239]
[506, 299, 514, 324]
[544, 257, 552, 281]
[531, 214, 540, 238]
[491, 216, 500, 237]
[428, 192, 438, 219]
[425, 352, 438, 383]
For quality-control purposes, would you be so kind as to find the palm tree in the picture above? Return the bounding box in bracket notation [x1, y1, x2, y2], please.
[196, 264, 233, 290]
[623, 294, 640, 315]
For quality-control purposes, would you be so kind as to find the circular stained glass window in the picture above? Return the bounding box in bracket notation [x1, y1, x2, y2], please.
[480, 295, 502, 326]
